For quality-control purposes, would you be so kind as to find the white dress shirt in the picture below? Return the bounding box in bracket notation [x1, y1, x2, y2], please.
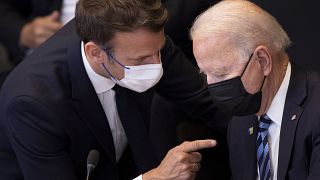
[81, 43, 143, 180]
[61, 0, 78, 25]
[81, 42, 128, 162]
[257, 63, 291, 180]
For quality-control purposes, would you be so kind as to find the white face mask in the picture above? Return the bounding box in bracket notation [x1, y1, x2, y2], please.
[115, 63, 163, 92]
[101, 50, 163, 93]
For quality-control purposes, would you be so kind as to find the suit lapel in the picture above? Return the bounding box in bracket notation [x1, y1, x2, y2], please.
[230, 116, 258, 180]
[114, 85, 158, 173]
[248, 117, 259, 180]
[277, 65, 307, 180]
[67, 35, 116, 164]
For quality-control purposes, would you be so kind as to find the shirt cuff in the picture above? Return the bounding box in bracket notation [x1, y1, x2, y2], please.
[133, 174, 143, 180]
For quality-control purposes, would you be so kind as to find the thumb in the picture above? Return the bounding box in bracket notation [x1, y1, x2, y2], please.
[48, 10, 60, 21]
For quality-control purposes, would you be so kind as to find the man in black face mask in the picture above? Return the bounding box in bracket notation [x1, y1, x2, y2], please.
[191, 0, 320, 180]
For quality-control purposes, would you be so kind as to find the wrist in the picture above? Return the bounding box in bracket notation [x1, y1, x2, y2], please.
[142, 168, 161, 180]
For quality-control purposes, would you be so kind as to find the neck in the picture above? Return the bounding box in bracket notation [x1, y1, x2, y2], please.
[256, 53, 289, 116]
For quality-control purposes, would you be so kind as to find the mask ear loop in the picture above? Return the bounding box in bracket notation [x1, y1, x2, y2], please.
[240, 53, 254, 77]
[102, 48, 130, 70]
[240, 52, 266, 91]
[100, 47, 130, 81]
[101, 63, 118, 81]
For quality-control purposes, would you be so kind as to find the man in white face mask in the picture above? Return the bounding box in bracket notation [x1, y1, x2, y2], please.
[0, 0, 228, 180]
[100, 46, 163, 93]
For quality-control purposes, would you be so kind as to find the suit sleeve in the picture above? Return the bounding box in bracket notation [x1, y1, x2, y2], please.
[0, 0, 29, 64]
[163, 0, 215, 63]
[156, 36, 230, 130]
[4, 96, 78, 180]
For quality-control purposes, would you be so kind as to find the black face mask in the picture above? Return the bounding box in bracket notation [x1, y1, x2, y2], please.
[208, 53, 265, 116]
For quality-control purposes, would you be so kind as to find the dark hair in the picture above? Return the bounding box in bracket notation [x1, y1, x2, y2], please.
[75, 0, 168, 47]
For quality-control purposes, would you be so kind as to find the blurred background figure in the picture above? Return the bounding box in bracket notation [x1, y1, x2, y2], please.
[0, 0, 77, 65]
[0, 0, 78, 87]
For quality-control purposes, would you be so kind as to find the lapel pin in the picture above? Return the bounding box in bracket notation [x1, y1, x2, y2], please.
[248, 127, 253, 135]
[291, 115, 297, 121]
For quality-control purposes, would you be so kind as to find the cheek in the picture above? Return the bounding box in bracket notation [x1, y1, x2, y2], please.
[104, 60, 125, 80]
[144, 54, 161, 64]
[112, 68, 125, 80]
[197, 64, 214, 84]
[241, 72, 264, 94]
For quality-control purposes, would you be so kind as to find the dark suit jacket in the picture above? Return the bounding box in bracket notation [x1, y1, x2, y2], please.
[0, 19, 221, 180]
[228, 64, 320, 180]
[0, 0, 63, 64]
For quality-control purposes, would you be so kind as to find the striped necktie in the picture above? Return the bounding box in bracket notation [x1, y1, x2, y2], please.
[257, 114, 272, 180]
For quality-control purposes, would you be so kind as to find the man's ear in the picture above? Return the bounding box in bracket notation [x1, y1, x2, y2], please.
[84, 42, 106, 64]
[254, 45, 272, 76]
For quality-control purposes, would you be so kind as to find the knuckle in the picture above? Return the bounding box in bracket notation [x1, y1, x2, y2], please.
[193, 141, 199, 151]
[196, 163, 201, 170]
[177, 154, 186, 161]
[192, 152, 202, 161]
[191, 163, 200, 172]
[181, 164, 189, 171]
[168, 148, 175, 154]
[185, 173, 193, 180]
[182, 141, 189, 146]
[172, 146, 181, 153]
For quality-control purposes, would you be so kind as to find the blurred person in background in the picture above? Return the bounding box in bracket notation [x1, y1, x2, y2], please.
[0, 0, 78, 65]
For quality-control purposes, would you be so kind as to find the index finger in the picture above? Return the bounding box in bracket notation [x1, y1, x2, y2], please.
[177, 139, 217, 153]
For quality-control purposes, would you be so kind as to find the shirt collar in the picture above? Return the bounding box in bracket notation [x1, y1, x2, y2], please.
[266, 63, 291, 126]
[81, 42, 115, 94]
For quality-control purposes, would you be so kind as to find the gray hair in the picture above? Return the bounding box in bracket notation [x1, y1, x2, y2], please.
[190, 0, 291, 61]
